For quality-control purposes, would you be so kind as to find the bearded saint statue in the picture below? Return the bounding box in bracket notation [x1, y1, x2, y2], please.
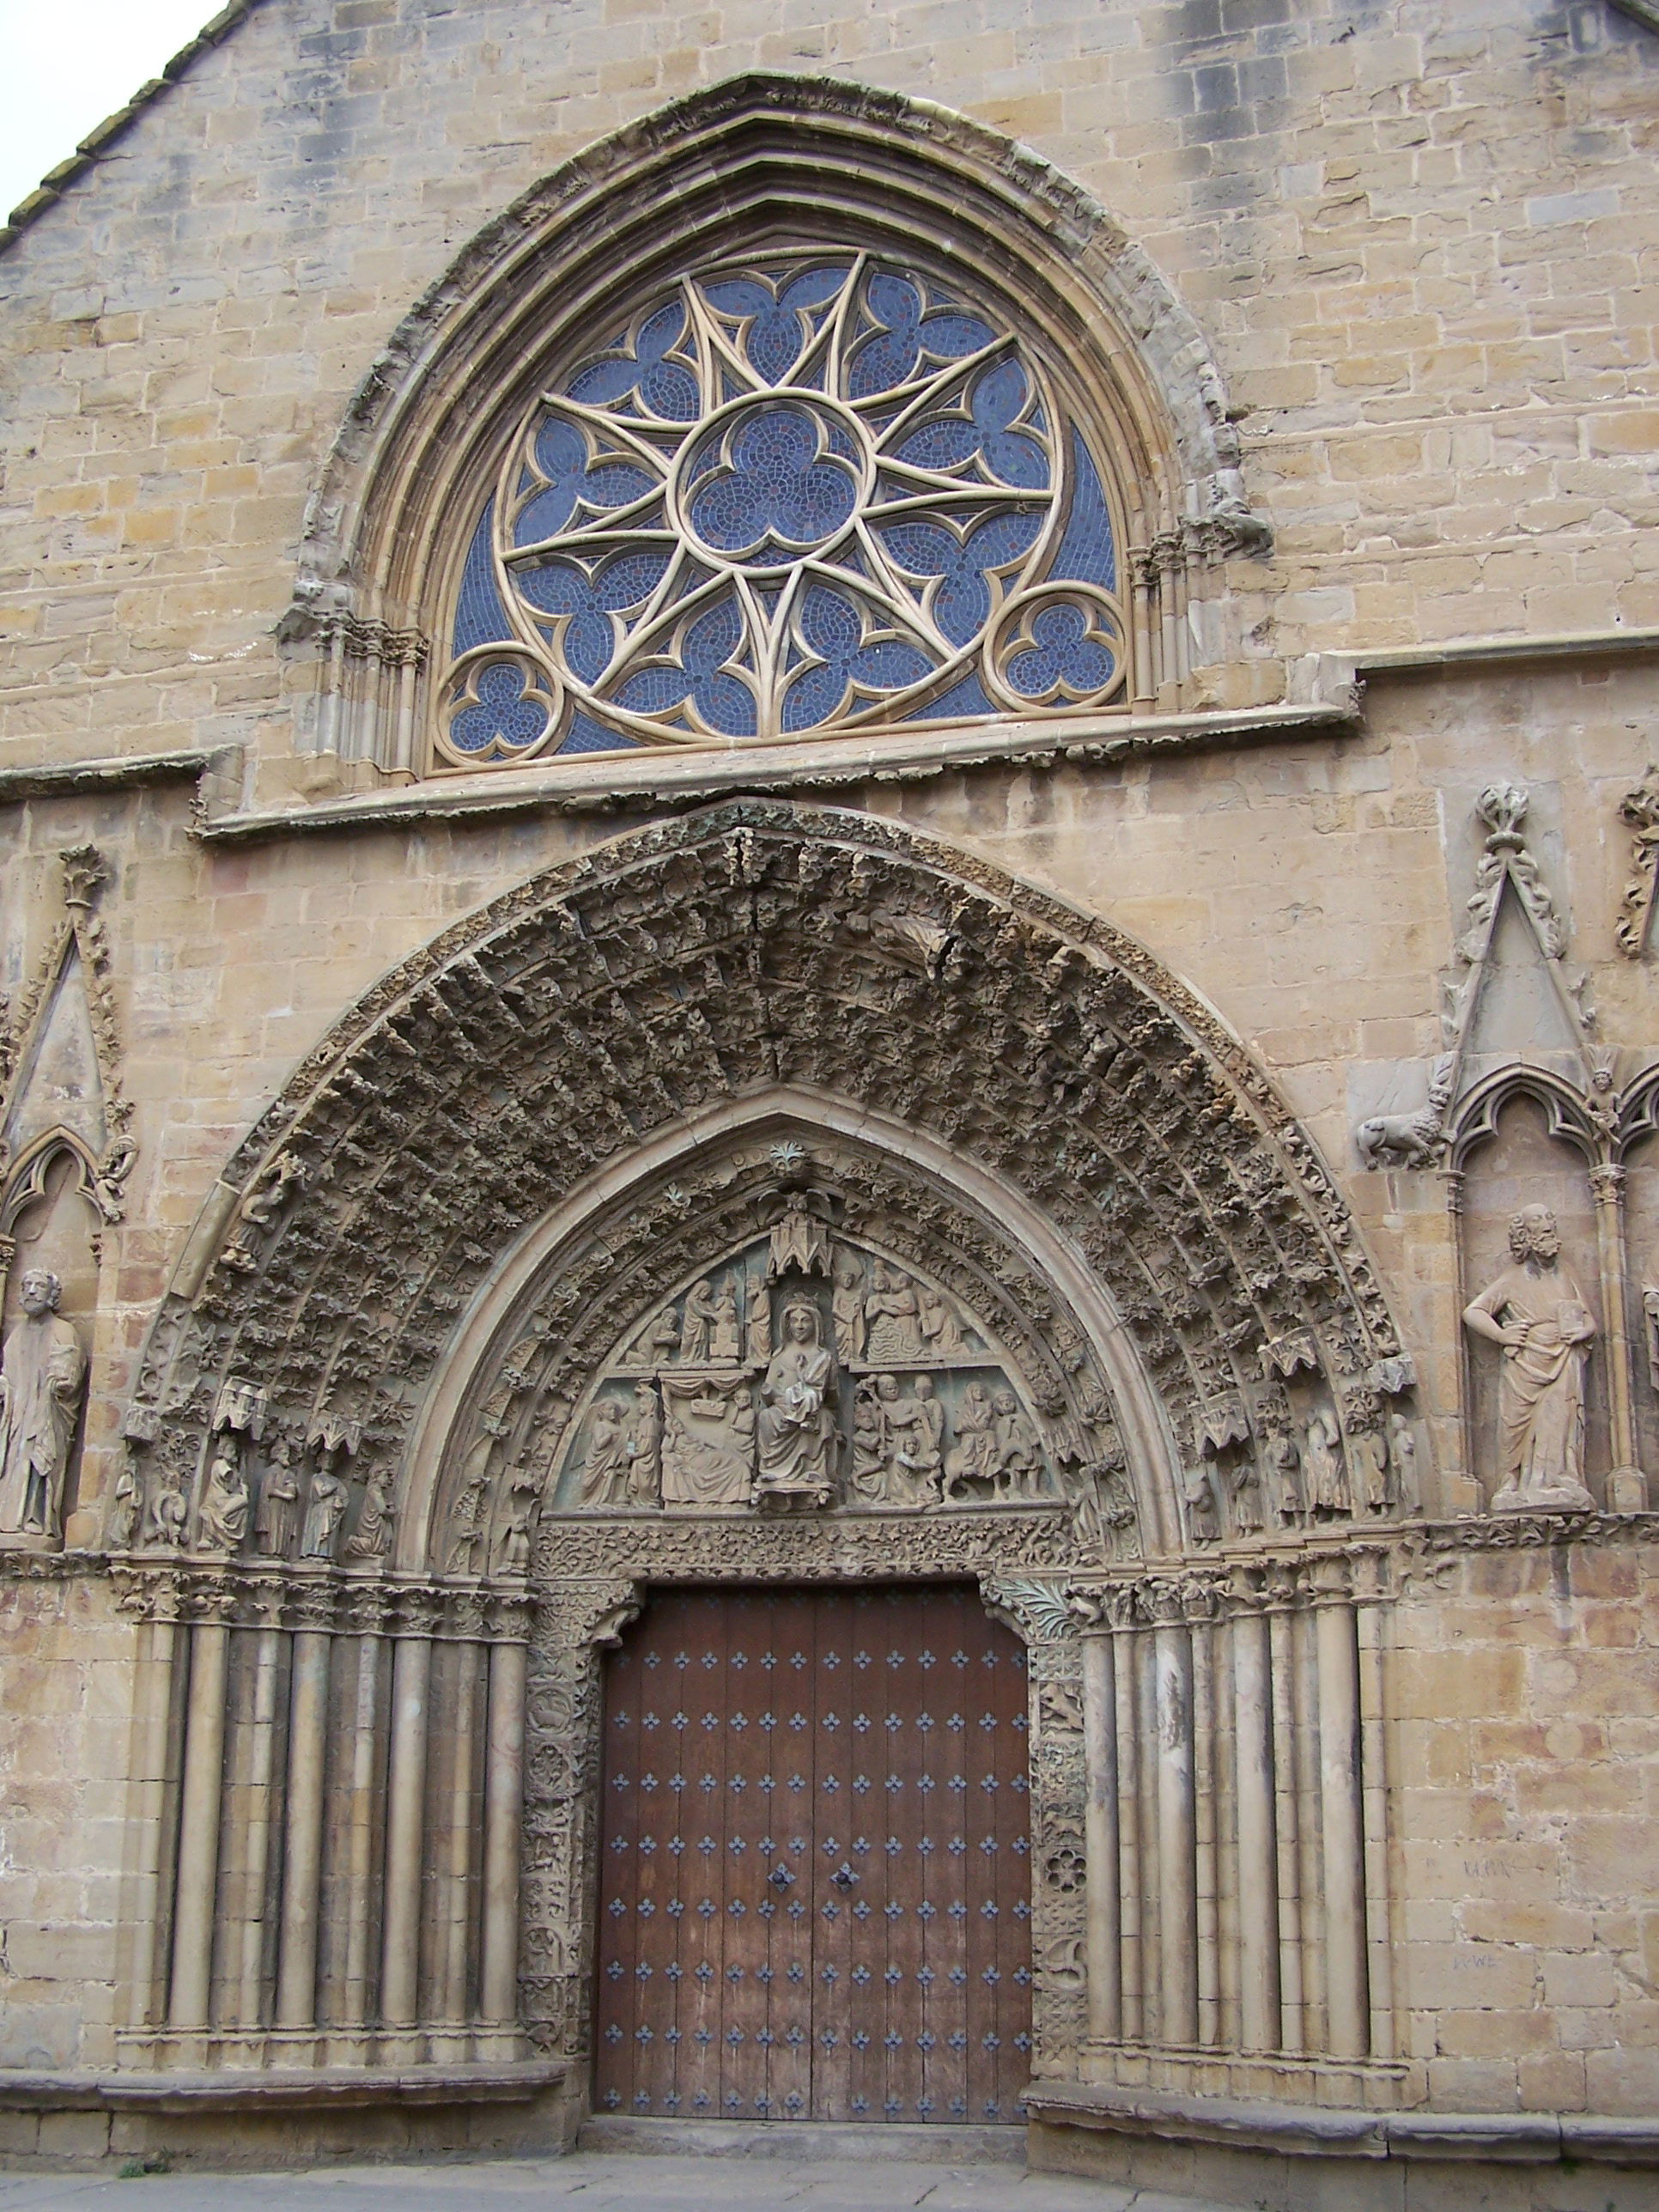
[0, 1270, 87, 1545]
[1463, 1204, 1596, 1512]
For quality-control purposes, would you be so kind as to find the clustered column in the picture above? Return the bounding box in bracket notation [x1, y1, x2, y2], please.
[1073, 1558, 1382, 2074]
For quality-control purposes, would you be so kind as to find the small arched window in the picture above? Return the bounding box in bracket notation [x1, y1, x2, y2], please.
[431, 248, 1127, 769]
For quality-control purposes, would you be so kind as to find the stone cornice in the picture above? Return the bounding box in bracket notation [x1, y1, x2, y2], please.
[0, 2058, 564, 2112]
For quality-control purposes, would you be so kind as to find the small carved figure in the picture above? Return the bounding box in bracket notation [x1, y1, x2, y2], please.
[647, 1307, 680, 1364]
[1303, 1409, 1349, 1517]
[223, 1152, 308, 1273]
[253, 1440, 301, 1557]
[678, 1279, 720, 1364]
[754, 1303, 837, 1504]
[865, 1261, 923, 1364]
[106, 1449, 141, 1549]
[301, 1469, 349, 1560]
[884, 1374, 944, 1508]
[1182, 1464, 1220, 1544]
[1388, 1411, 1417, 1503]
[143, 1476, 189, 1550]
[943, 1381, 999, 1499]
[832, 1259, 867, 1365]
[1644, 1285, 1659, 1394]
[991, 1387, 1042, 1498]
[1262, 1429, 1304, 1526]
[708, 1282, 742, 1365]
[495, 1496, 534, 1576]
[1350, 1424, 1393, 1514]
[917, 1284, 964, 1356]
[91, 1130, 138, 1224]
[344, 1464, 394, 1559]
[580, 1398, 631, 1507]
[623, 1382, 663, 1506]
[744, 1289, 772, 1368]
[447, 1468, 489, 1572]
[1229, 1458, 1264, 1535]
[851, 1376, 887, 1501]
[197, 1442, 249, 1553]
[0, 1270, 86, 1544]
[1463, 1204, 1596, 1511]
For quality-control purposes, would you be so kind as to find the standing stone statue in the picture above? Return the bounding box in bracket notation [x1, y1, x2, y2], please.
[254, 1439, 301, 1557]
[301, 1468, 349, 1559]
[0, 1270, 87, 1545]
[678, 1279, 720, 1364]
[1463, 1203, 1597, 1511]
[623, 1381, 662, 1505]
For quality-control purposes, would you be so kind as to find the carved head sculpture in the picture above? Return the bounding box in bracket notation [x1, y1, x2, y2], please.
[914, 1376, 935, 1401]
[783, 1303, 820, 1346]
[1508, 1204, 1560, 1266]
[992, 1387, 1019, 1417]
[875, 1372, 900, 1402]
[18, 1269, 63, 1317]
[835, 1258, 862, 1291]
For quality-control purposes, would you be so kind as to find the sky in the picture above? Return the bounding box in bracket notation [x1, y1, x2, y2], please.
[0, 0, 219, 222]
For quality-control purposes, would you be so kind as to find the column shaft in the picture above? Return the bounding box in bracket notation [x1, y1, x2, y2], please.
[380, 1635, 432, 2028]
[481, 1640, 528, 2027]
[1593, 1169, 1647, 1510]
[1268, 1607, 1304, 2051]
[236, 1626, 283, 2026]
[1232, 1608, 1280, 2051]
[1155, 1621, 1198, 2045]
[1114, 1627, 1143, 2040]
[275, 1627, 331, 2030]
[1079, 1633, 1120, 2040]
[340, 1635, 384, 2029]
[1316, 1600, 1370, 2058]
[169, 1619, 230, 2031]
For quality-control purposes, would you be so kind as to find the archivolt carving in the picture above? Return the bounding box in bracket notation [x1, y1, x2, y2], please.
[118, 802, 1413, 1568]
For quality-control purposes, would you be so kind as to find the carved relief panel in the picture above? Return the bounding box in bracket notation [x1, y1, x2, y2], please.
[553, 1210, 1059, 1523]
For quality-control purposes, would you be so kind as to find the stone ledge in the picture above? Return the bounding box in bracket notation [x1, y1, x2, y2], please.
[1024, 2083, 1659, 2167]
[0, 2060, 565, 2115]
[1346, 623, 1659, 679]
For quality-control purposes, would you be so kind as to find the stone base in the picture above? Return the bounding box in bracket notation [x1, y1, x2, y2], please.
[1025, 2085, 1659, 2212]
[0, 2062, 574, 2171]
[580, 2116, 1025, 2162]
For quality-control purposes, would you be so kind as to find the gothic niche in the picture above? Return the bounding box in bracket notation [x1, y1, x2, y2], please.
[553, 1199, 1056, 1520]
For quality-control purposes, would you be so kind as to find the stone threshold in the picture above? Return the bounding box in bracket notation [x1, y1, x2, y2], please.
[0, 2058, 564, 2114]
[580, 2114, 1025, 2163]
[1024, 2082, 1659, 2166]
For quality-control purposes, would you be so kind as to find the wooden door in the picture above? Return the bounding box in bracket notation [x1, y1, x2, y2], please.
[593, 1583, 1031, 2123]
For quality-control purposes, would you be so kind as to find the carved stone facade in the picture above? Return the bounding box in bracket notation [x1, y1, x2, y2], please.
[2, 26, 1658, 2212]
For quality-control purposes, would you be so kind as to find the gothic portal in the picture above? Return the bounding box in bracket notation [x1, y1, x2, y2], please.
[2, 38, 1658, 2212]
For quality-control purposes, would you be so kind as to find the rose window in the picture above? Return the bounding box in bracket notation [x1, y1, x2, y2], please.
[435, 252, 1127, 767]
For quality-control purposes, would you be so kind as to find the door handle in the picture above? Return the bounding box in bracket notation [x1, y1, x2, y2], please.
[769, 1863, 795, 1889]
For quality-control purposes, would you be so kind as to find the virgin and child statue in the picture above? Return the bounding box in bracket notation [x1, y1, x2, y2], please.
[754, 1302, 839, 1504]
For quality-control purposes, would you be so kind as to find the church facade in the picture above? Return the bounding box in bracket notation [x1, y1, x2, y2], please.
[1, 5, 1657, 2206]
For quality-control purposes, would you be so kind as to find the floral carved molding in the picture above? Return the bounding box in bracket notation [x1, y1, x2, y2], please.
[115, 801, 1414, 1576]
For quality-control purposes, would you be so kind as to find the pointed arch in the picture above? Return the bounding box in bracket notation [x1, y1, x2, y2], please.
[121, 800, 1413, 1568]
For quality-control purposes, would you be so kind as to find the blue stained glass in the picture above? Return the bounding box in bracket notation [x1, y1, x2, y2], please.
[879, 510, 1042, 647]
[614, 596, 757, 737]
[517, 550, 671, 683]
[704, 264, 848, 385]
[453, 500, 514, 653]
[893, 364, 1048, 489]
[782, 586, 933, 731]
[448, 661, 550, 754]
[566, 301, 699, 421]
[687, 405, 858, 561]
[1047, 428, 1116, 591]
[556, 712, 639, 757]
[904, 672, 998, 722]
[514, 417, 654, 546]
[1006, 603, 1115, 700]
[848, 274, 994, 399]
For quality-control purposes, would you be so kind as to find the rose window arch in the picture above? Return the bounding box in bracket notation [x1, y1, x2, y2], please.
[434, 250, 1128, 767]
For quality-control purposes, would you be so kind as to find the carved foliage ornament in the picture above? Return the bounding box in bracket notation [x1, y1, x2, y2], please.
[118, 804, 1412, 1568]
[435, 248, 1127, 767]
